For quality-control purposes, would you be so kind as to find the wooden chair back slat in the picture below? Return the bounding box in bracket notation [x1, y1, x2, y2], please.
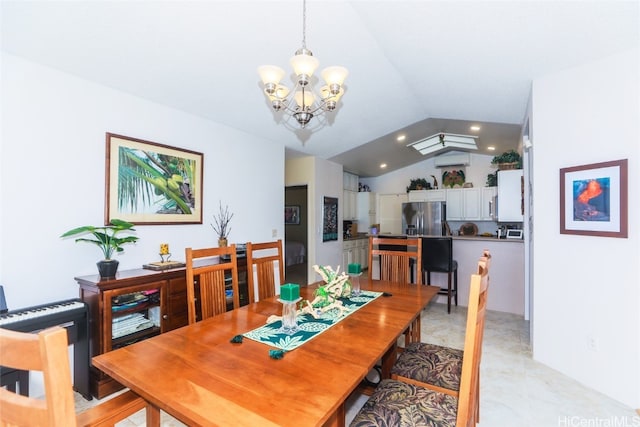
[455, 251, 491, 427]
[246, 240, 284, 302]
[0, 326, 76, 426]
[185, 245, 239, 324]
[368, 236, 422, 285]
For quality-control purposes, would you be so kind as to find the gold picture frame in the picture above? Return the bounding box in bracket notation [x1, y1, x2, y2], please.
[105, 133, 203, 225]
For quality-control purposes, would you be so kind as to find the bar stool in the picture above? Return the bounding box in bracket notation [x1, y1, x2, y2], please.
[422, 237, 458, 313]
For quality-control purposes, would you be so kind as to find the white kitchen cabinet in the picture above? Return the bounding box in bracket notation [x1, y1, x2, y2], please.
[445, 188, 481, 220]
[497, 170, 524, 222]
[481, 187, 498, 220]
[343, 172, 358, 191]
[357, 192, 376, 231]
[343, 238, 368, 271]
[342, 240, 356, 269]
[408, 190, 445, 202]
[357, 238, 369, 270]
[342, 190, 358, 220]
[378, 193, 408, 235]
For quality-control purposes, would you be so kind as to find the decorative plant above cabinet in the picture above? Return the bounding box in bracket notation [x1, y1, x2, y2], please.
[406, 178, 431, 192]
[491, 150, 522, 170]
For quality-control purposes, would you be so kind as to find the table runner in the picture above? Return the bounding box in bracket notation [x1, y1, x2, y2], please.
[243, 290, 382, 351]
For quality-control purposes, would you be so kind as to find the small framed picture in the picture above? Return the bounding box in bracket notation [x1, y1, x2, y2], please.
[560, 159, 627, 238]
[284, 205, 300, 225]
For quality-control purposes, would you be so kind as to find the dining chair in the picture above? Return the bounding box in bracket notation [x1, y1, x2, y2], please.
[185, 245, 239, 324]
[368, 236, 422, 346]
[0, 326, 159, 427]
[422, 236, 459, 313]
[367, 236, 422, 285]
[246, 239, 284, 302]
[350, 250, 491, 427]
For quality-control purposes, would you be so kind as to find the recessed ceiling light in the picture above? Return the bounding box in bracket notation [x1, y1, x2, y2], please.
[470, 125, 481, 132]
[396, 135, 406, 142]
[487, 146, 496, 151]
[380, 163, 387, 169]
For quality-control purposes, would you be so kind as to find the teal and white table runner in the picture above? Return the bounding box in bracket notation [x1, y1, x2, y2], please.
[243, 290, 382, 351]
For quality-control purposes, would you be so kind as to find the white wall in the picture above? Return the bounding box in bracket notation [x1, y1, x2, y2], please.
[531, 48, 639, 409]
[0, 53, 284, 309]
[285, 156, 344, 282]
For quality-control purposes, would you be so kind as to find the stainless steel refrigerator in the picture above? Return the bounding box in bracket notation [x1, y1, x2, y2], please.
[401, 202, 446, 236]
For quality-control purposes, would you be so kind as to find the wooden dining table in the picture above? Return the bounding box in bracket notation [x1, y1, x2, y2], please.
[92, 278, 439, 427]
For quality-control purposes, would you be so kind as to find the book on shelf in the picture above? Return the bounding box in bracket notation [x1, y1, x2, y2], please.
[142, 260, 186, 271]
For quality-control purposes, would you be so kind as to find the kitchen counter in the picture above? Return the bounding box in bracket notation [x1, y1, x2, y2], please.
[365, 233, 525, 315]
[364, 233, 523, 243]
[343, 233, 369, 241]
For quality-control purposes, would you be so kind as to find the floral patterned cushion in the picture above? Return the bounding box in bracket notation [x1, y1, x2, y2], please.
[391, 342, 463, 391]
[350, 379, 458, 427]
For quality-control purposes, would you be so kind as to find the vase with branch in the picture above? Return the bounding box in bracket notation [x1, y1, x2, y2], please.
[211, 202, 233, 247]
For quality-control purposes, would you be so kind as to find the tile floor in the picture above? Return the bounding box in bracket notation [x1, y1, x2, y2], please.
[76, 302, 638, 426]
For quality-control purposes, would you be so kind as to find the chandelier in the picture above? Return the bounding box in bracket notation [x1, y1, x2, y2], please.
[257, 0, 348, 129]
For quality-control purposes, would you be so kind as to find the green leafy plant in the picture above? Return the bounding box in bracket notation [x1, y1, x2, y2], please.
[491, 150, 522, 168]
[486, 172, 498, 187]
[406, 178, 430, 192]
[60, 219, 139, 260]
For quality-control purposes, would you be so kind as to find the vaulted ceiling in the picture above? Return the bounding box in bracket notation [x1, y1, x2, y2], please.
[2, 1, 637, 176]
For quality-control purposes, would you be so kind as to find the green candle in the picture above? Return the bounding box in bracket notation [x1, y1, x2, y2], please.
[280, 283, 300, 301]
[348, 263, 362, 274]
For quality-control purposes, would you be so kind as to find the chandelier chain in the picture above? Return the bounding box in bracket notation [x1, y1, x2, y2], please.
[301, 0, 307, 49]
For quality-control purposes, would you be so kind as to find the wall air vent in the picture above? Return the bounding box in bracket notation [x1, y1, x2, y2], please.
[434, 152, 471, 167]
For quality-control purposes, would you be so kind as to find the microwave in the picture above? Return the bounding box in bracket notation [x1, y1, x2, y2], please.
[506, 229, 523, 239]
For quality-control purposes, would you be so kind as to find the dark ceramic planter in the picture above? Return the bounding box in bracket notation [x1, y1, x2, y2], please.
[97, 259, 119, 278]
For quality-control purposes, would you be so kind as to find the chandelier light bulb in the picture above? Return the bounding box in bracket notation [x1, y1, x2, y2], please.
[321, 66, 349, 87]
[257, 65, 285, 88]
[290, 49, 319, 86]
[294, 89, 316, 109]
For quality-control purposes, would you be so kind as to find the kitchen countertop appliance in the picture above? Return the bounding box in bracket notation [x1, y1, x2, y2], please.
[401, 201, 446, 236]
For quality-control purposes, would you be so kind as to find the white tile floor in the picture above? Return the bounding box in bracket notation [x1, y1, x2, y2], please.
[76, 302, 638, 426]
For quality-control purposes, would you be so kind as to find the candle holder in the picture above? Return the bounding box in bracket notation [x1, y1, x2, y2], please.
[277, 297, 301, 334]
[159, 253, 172, 263]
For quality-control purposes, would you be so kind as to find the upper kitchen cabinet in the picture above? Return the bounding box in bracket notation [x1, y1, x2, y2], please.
[497, 170, 524, 222]
[408, 190, 446, 202]
[343, 172, 358, 191]
[446, 188, 481, 220]
[343, 172, 359, 220]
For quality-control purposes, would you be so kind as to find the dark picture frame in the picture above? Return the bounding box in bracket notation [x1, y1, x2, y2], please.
[105, 133, 203, 225]
[322, 196, 338, 242]
[284, 205, 300, 225]
[560, 159, 627, 238]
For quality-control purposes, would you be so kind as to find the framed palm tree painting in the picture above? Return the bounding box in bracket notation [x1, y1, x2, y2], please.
[105, 133, 203, 225]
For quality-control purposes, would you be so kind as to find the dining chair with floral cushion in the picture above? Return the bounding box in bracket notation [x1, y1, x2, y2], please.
[350, 251, 490, 427]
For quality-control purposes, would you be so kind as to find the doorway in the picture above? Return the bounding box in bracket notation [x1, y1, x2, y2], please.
[284, 185, 308, 285]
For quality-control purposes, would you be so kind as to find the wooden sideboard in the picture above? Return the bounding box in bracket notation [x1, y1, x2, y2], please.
[76, 256, 248, 399]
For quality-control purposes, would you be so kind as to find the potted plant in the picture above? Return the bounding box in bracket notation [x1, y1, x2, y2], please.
[61, 219, 139, 278]
[406, 178, 430, 192]
[491, 150, 522, 170]
[211, 202, 233, 247]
